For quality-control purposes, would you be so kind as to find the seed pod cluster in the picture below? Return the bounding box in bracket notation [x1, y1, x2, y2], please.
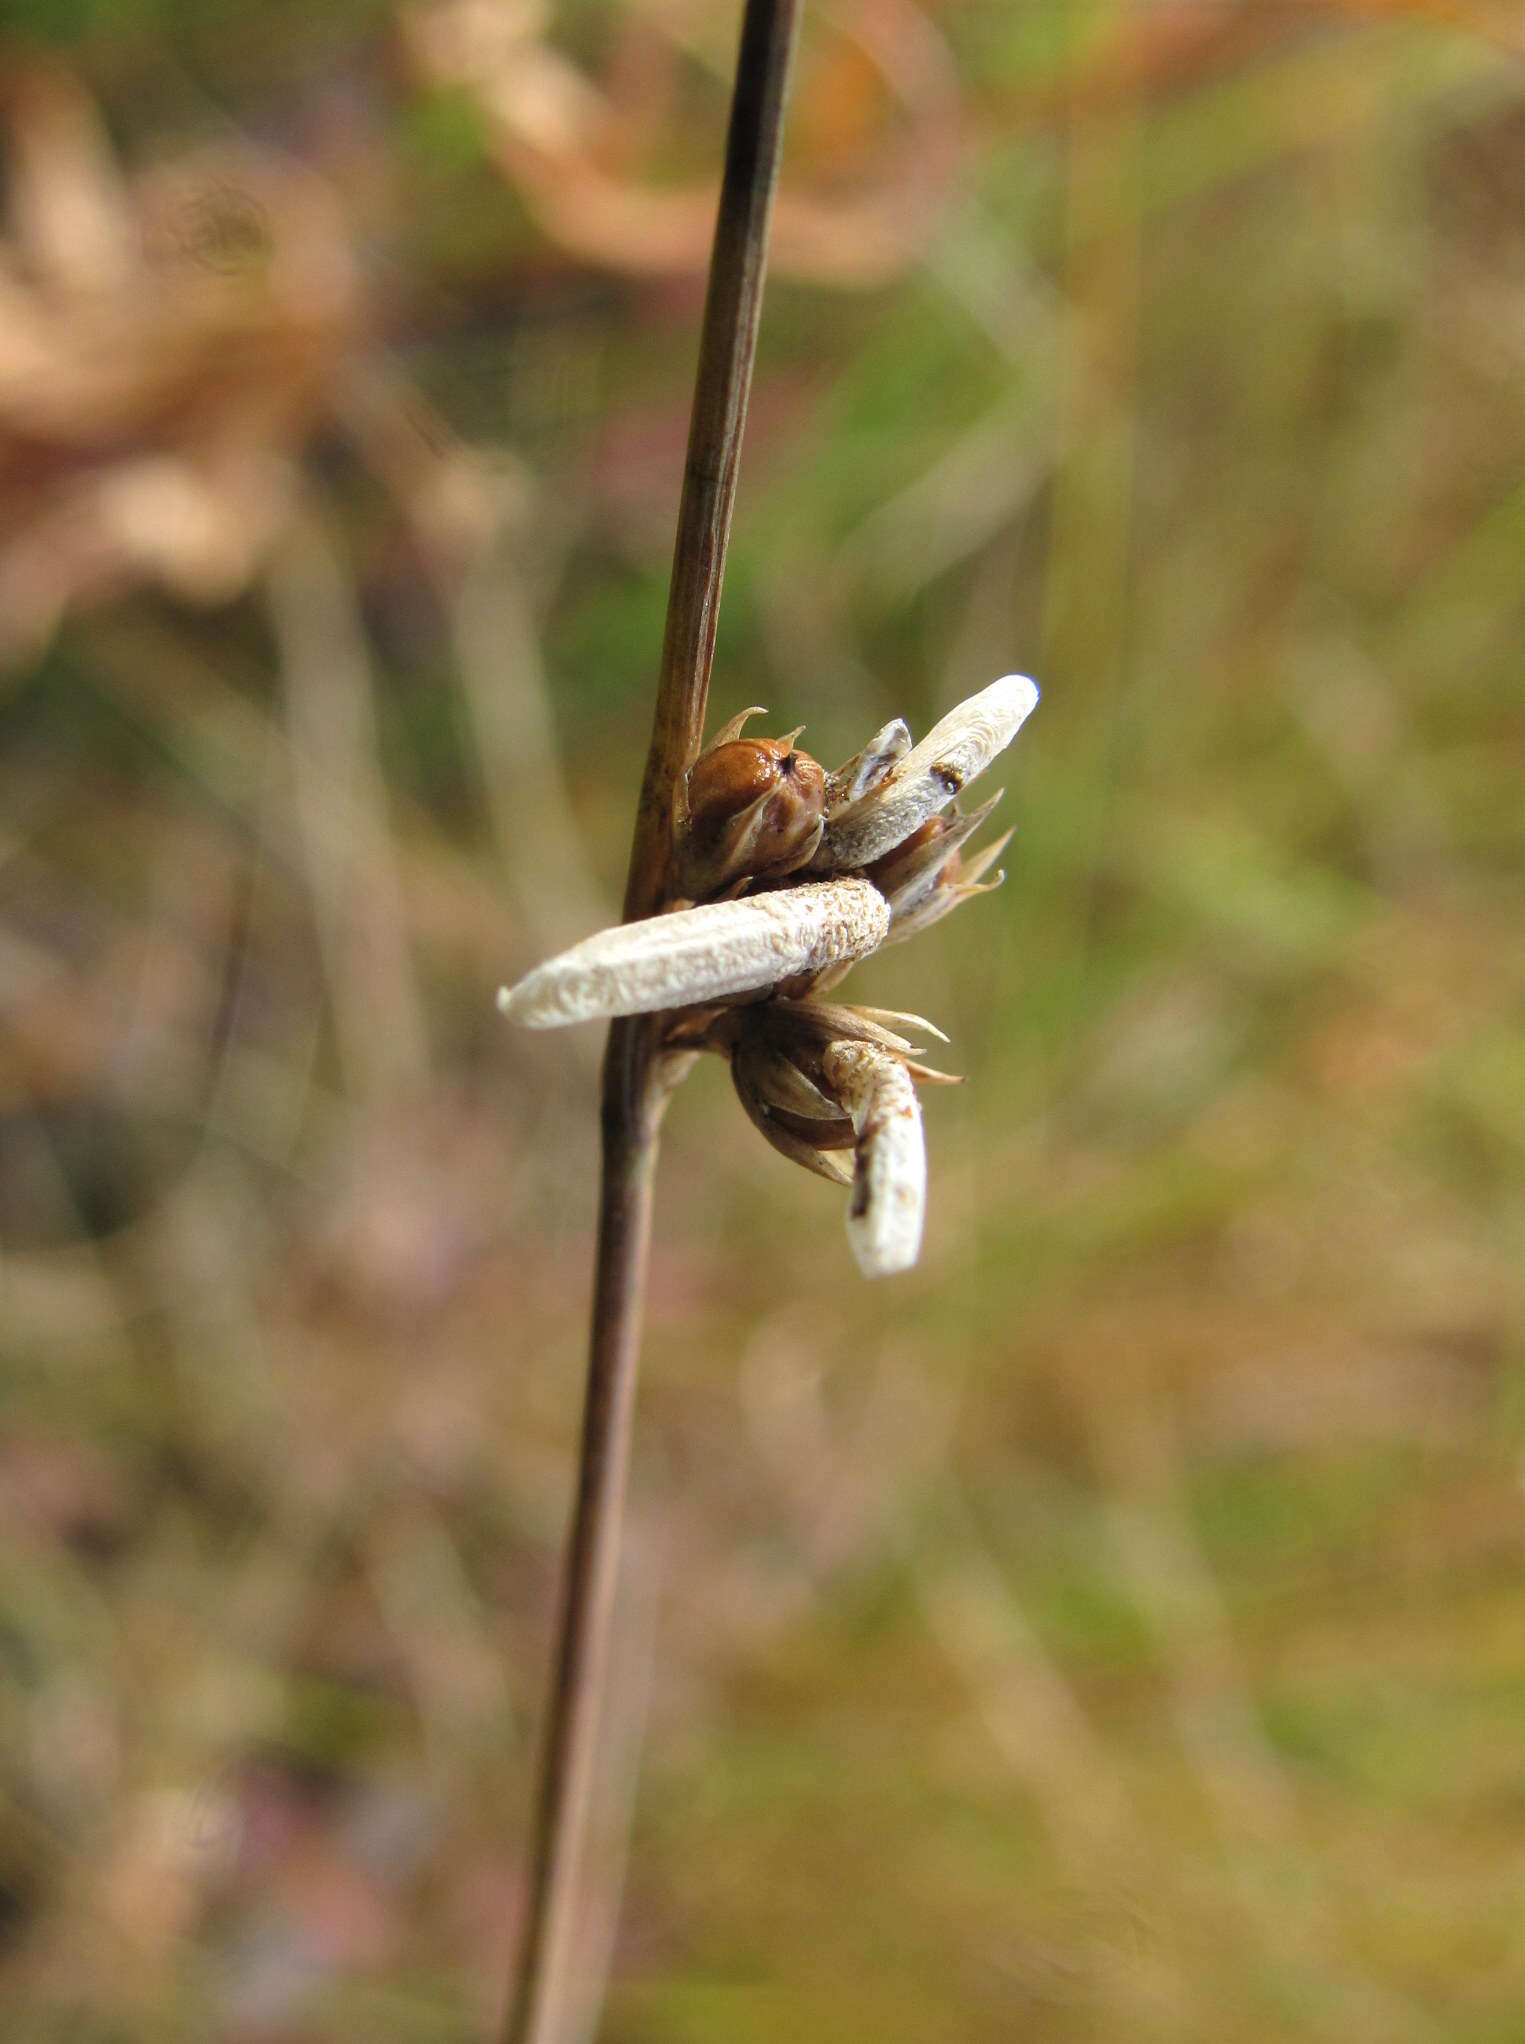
[720, 999, 954, 1277]
[496, 673, 1041, 1277]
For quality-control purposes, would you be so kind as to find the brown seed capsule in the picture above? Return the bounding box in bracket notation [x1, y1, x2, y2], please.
[675, 735, 826, 898]
[730, 1033, 856, 1182]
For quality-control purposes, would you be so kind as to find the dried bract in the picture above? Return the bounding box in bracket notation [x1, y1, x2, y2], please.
[865, 798, 1013, 945]
[0, 60, 358, 659]
[824, 717, 910, 813]
[880, 826, 1011, 946]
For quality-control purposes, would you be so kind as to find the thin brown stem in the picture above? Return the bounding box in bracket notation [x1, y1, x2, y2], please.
[623, 0, 802, 925]
[501, 8, 800, 2042]
[502, 1028, 660, 2044]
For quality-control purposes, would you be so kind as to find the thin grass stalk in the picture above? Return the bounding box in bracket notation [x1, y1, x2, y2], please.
[501, 8, 801, 2041]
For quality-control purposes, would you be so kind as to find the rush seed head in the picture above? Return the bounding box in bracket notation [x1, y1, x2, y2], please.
[497, 675, 1039, 1273]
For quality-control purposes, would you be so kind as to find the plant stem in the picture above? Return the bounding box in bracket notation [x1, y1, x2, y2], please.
[502, 1027, 659, 2044]
[501, 8, 799, 2041]
[624, 0, 803, 925]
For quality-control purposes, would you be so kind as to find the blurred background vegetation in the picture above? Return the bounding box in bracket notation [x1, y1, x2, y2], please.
[3, 2, 1525, 2038]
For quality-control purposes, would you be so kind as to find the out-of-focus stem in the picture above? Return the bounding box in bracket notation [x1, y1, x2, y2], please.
[501, 8, 800, 2042]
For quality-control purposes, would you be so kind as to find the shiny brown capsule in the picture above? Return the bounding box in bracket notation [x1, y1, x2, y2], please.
[674, 720, 827, 898]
